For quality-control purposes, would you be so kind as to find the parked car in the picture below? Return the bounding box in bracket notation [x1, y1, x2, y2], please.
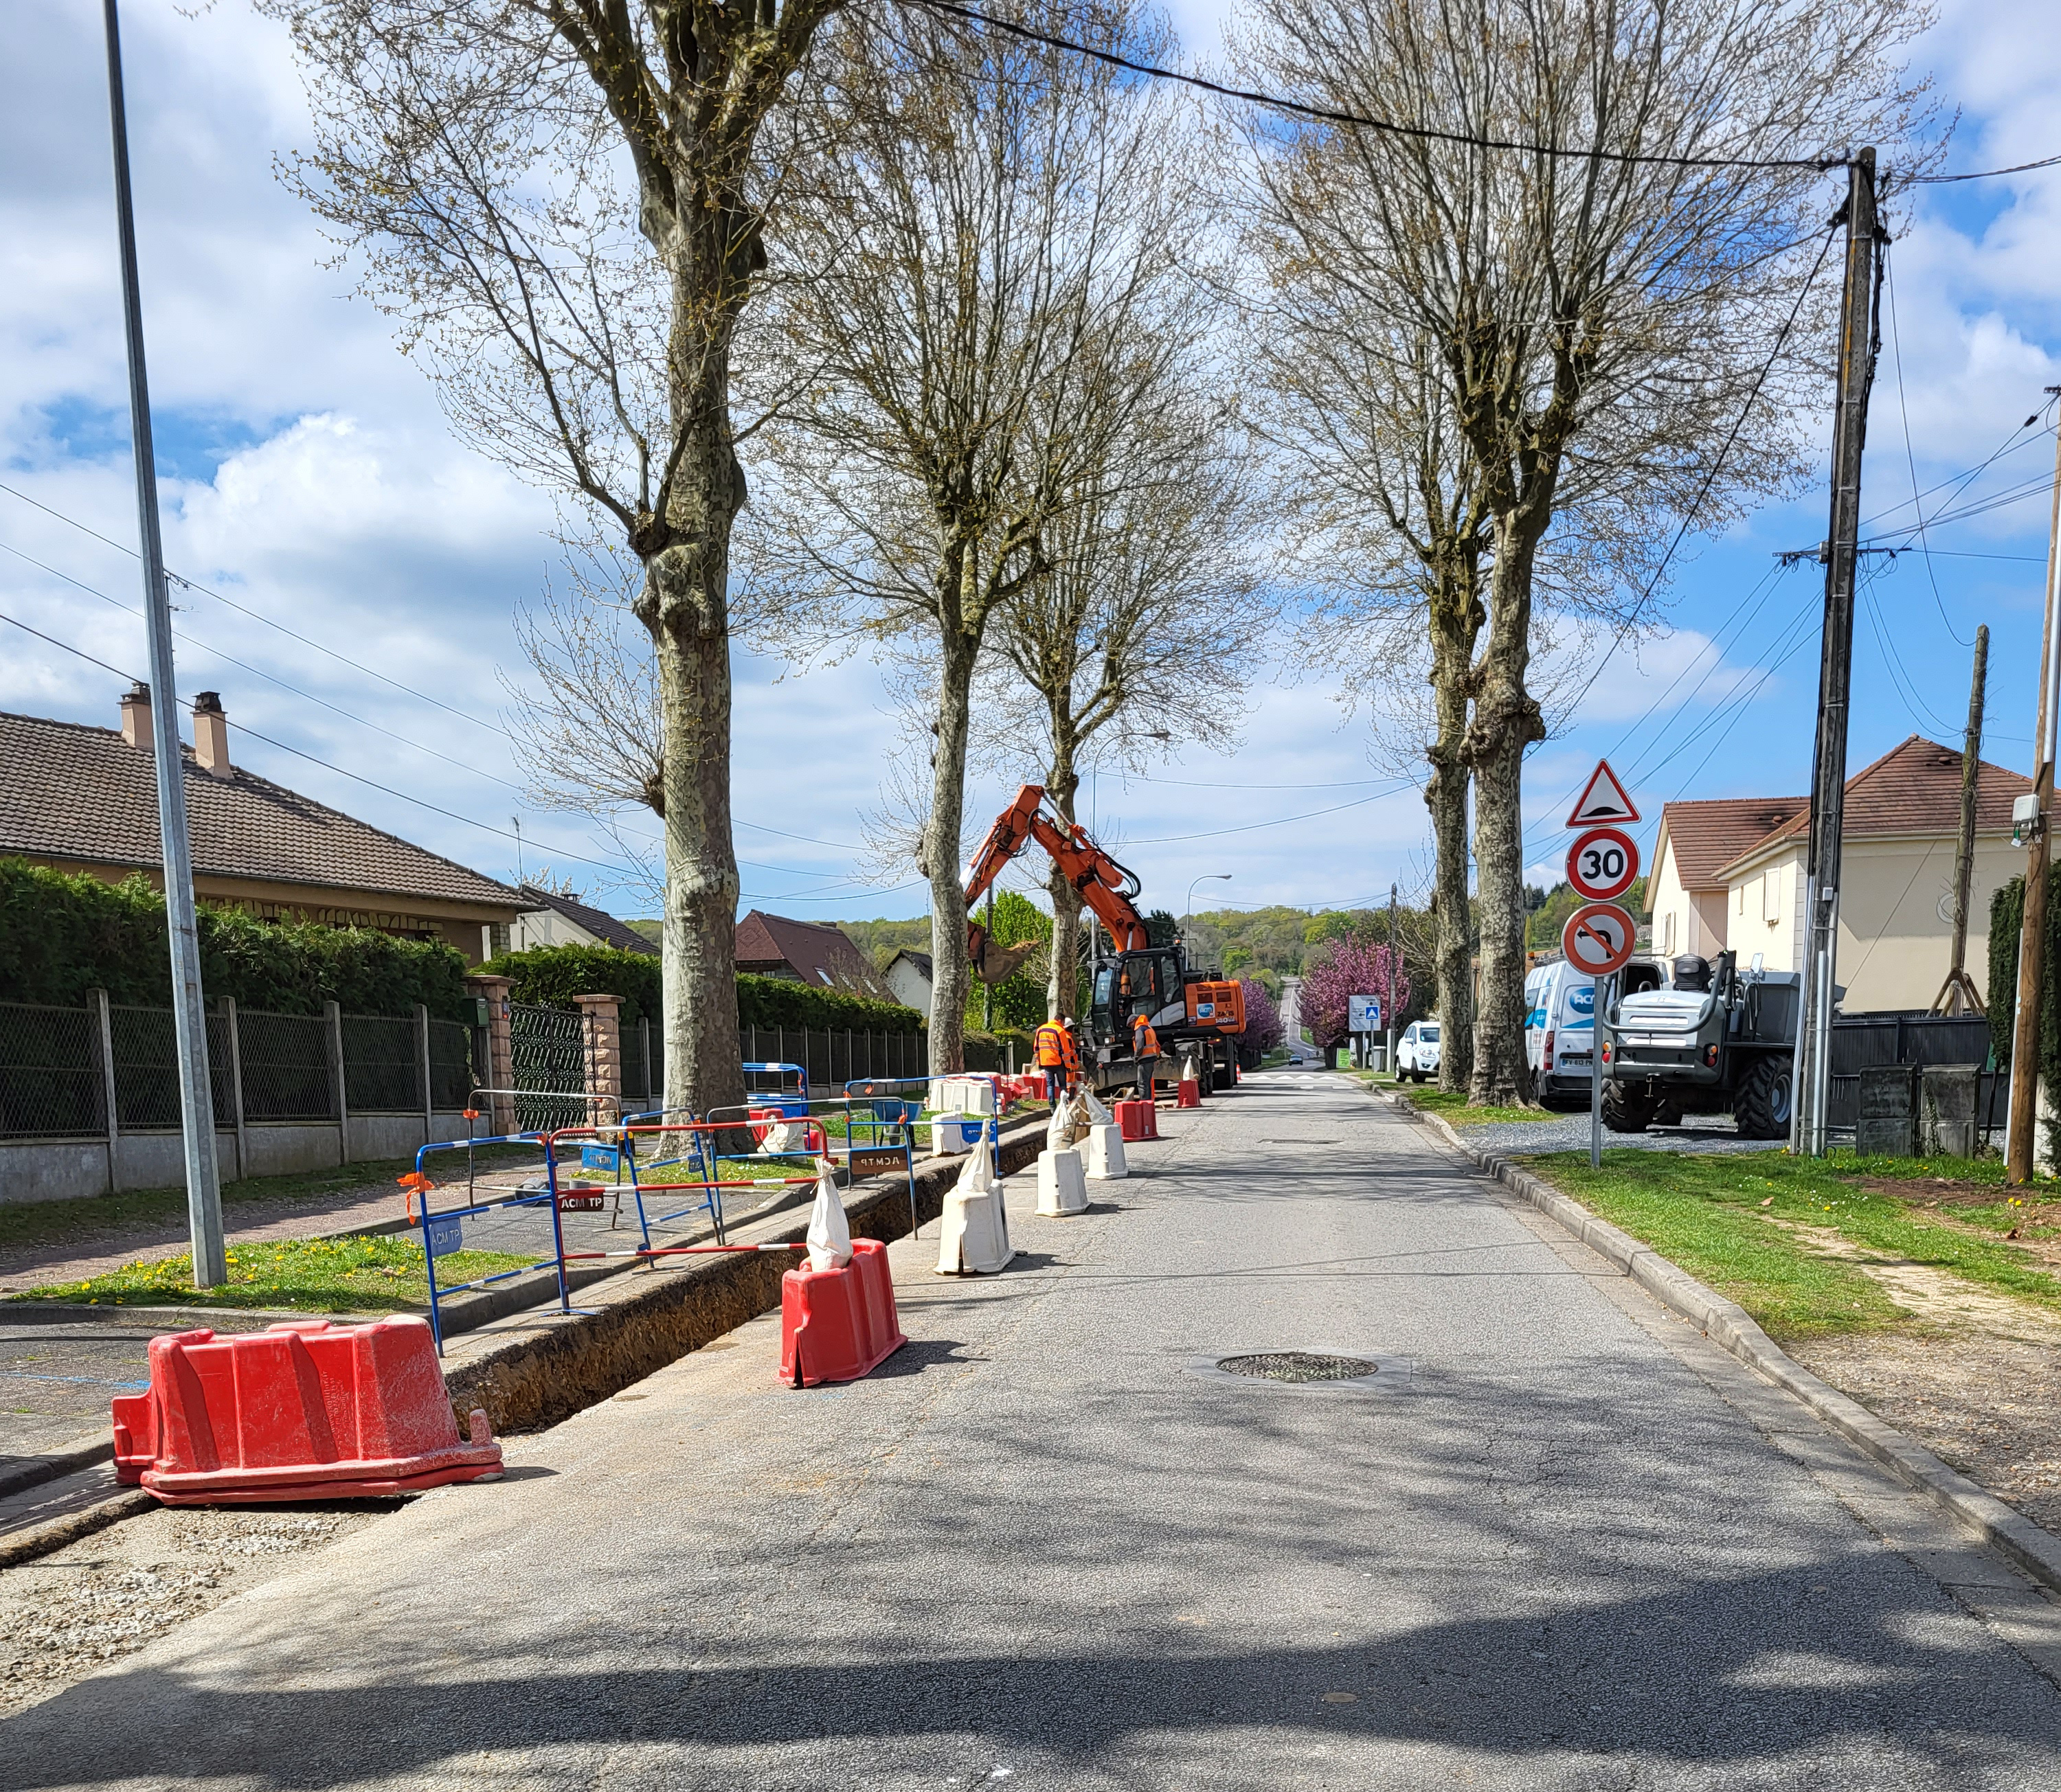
[1396, 1019, 1441, 1082]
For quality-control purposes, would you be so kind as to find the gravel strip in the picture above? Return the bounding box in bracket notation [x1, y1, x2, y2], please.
[1449, 1111, 1788, 1155]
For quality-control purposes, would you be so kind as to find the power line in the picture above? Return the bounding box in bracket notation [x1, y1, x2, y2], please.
[0, 604, 137, 681]
[1909, 150, 2061, 185]
[908, 0, 1845, 172]
[1881, 242, 1972, 646]
[1120, 782, 1414, 845]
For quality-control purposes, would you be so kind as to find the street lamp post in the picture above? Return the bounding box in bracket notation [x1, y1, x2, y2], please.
[1185, 874, 1232, 940]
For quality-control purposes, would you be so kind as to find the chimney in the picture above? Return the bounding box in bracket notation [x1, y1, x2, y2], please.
[119, 681, 151, 749]
[192, 691, 232, 778]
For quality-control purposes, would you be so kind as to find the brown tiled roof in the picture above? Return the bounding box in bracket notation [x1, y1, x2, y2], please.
[1712, 735, 2031, 878]
[1657, 796, 1809, 890]
[0, 710, 523, 912]
[735, 910, 894, 1000]
[519, 885, 659, 955]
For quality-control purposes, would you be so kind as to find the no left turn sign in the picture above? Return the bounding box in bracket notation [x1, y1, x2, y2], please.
[1565, 826, 1640, 902]
[1562, 901, 1636, 977]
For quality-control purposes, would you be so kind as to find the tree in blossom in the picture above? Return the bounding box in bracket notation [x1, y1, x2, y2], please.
[1238, 978, 1285, 1056]
[1301, 938, 1411, 1050]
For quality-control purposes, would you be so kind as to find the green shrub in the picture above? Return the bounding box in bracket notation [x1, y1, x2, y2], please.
[0, 858, 471, 1018]
[480, 942, 923, 1034]
[1987, 869, 2061, 1081]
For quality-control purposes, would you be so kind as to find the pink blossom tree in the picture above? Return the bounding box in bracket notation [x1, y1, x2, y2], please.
[1238, 979, 1285, 1056]
[1302, 939, 1411, 1050]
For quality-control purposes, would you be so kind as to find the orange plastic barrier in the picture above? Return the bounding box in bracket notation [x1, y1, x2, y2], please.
[779, 1239, 907, 1387]
[1115, 1098, 1160, 1141]
[1176, 1077, 1202, 1108]
[111, 1317, 504, 1504]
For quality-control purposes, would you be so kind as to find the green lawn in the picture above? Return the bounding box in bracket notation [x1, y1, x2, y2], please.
[1371, 1076, 1544, 1127]
[11, 1234, 534, 1313]
[1525, 1148, 2056, 1341]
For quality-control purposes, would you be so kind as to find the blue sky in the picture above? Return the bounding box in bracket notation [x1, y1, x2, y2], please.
[3, 0, 2058, 928]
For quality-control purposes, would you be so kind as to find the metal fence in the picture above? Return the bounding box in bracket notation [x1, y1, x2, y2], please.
[0, 997, 476, 1140]
[1826, 1012, 2003, 1137]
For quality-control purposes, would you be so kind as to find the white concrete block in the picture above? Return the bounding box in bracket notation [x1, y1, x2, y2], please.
[1085, 1122, 1128, 1181]
[1035, 1147, 1090, 1216]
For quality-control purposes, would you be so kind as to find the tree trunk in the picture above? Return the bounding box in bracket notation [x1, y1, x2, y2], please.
[638, 262, 747, 1127]
[925, 628, 978, 1075]
[1045, 747, 1082, 1021]
[1426, 551, 1481, 1093]
[1465, 521, 1545, 1107]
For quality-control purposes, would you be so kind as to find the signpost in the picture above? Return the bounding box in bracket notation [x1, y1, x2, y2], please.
[1349, 995, 1381, 1070]
[1562, 762, 1642, 1170]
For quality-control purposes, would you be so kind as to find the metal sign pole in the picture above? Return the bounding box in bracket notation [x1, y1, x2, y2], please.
[1590, 973, 1608, 1170]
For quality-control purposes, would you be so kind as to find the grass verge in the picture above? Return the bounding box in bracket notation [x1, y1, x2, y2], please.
[11, 1234, 534, 1313]
[1524, 1148, 2058, 1342]
[1374, 1076, 1544, 1127]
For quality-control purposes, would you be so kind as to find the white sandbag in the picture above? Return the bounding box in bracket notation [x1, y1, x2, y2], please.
[756, 1120, 812, 1156]
[1085, 1122, 1128, 1180]
[1081, 1087, 1113, 1126]
[935, 1143, 1014, 1274]
[805, 1157, 852, 1272]
[1035, 1146, 1089, 1216]
[1045, 1104, 1070, 1157]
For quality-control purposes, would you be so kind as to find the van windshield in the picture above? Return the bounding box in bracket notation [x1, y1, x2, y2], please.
[1420, 1025, 1440, 1041]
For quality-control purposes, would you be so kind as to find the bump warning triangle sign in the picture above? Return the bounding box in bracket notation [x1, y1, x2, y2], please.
[1567, 759, 1640, 828]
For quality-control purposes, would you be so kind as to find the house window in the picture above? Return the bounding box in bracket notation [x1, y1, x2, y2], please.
[815, 968, 833, 986]
[1763, 872, 1781, 923]
[1735, 883, 1746, 916]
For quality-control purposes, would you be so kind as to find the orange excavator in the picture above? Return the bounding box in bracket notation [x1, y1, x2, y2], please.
[965, 784, 1246, 1093]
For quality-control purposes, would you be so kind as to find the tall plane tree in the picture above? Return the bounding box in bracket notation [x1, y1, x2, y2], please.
[747, 0, 1195, 1071]
[1237, 0, 1931, 1102]
[264, 0, 845, 1120]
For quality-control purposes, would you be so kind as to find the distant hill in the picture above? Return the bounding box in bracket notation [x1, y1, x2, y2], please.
[835, 916, 933, 971]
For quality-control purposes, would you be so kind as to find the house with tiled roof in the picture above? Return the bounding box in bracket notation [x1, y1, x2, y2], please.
[512, 885, 660, 956]
[1, 688, 526, 962]
[1647, 736, 2030, 1012]
[734, 909, 894, 1001]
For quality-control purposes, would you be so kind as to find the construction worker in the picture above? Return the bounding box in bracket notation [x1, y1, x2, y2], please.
[1059, 1019, 1084, 1091]
[1130, 1011, 1161, 1101]
[1034, 1017, 1068, 1103]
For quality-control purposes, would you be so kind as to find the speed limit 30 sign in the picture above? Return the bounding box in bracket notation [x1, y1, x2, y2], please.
[1565, 825, 1640, 902]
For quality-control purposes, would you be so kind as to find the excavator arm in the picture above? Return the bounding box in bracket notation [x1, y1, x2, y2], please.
[963, 784, 1152, 957]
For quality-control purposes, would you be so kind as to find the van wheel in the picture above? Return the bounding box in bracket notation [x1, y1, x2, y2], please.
[1734, 1058, 1793, 1140]
[1601, 1084, 1654, 1133]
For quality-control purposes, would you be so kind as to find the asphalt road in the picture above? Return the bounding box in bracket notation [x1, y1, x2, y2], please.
[7, 1069, 2060, 1788]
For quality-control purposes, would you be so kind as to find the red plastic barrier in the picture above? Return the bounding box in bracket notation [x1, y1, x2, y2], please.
[1115, 1098, 1159, 1142]
[111, 1317, 503, 1505]
[1176, 1077, 1202, 1108]
[779, 1239, 907, 1387]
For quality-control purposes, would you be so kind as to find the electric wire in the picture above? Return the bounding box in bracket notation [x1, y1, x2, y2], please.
[1882, 242, 1972, 646]
[908, 0, 1848, 172]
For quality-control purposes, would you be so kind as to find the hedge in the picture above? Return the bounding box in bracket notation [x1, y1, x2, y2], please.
[480, 942, 925, 1034]
[1987, 869, 2061, 1087]
[0, 857, 472, 1019]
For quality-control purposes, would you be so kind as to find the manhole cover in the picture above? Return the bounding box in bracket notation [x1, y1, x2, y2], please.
[1217, 1352, 1377, 1383]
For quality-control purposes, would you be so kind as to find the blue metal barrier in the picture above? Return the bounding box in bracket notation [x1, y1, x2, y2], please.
[403, 1129, 574, 1355]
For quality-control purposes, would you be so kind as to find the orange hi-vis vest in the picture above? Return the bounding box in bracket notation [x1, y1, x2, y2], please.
[1059, 1028, 1082, 1071]
[1132, 1017, 1160, 1058]
[1035, 1021, 1066, 1067]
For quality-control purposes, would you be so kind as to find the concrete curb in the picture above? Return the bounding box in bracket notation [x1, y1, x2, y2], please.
[1371, 1083, 2061, 1599]
[0, 1437, 115, 1501]
[0, 1488, 154, 1571]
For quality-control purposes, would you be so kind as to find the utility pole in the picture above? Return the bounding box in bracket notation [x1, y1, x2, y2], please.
[1386, 883, 1398, 1078]
[2006, 394, 2061, 1182]
[101, 0, 225, 1286]
[1933, 625, 1989, 1015]
[1793, 148, 1883, 1159]
[982, 887, 994, 1030]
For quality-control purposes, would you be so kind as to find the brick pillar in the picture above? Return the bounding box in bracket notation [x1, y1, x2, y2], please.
[464, 974, 515, 1135]
[574, 993, 622, 1128]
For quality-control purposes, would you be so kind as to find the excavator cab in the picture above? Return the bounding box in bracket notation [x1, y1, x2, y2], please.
[1090, 948, 1184, 1051]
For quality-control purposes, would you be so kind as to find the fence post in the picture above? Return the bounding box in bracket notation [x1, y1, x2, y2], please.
[642, 1016, 653, 1107]
[223, 996, 247, 1181]
[93, 988, 120, 1194]
[416, 1002, 433, 1147]
[326, 1000, 348, 1167]
[462, 974, 515, 1133]
[573, 994, 622, 1128]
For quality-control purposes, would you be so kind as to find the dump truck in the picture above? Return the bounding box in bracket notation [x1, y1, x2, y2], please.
[1599, 950, 1799, 1140]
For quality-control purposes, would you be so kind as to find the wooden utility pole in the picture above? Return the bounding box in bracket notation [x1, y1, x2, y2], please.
[1794, 149, 1884, 1158]
[1386, 882, 1399, 1076]
[1933, 625, 1989, 1015]
[2005, 395, 2061, 1182]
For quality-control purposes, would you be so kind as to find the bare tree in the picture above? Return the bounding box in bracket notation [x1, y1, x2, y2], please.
[745, 0, 1201, 1073]
[980, 388, 1269, 1020]
[1236, 0, 1934, 1103]
[263, 0, 845, 1121]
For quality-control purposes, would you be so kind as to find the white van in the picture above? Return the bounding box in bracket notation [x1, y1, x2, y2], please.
[1524, 959, 1599, 1110]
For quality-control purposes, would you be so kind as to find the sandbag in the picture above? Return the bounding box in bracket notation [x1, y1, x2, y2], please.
[1081, 1087, 1113, 1126]
[756, 1120, 812, 1155]
[805, 1157, 853, 1272]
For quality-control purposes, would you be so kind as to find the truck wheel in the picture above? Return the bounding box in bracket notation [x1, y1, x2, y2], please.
[1601, 1084, 1654, 1133]
[1653, 1101, 1684, 1127]
[1734, 1058, 1793, 1140]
